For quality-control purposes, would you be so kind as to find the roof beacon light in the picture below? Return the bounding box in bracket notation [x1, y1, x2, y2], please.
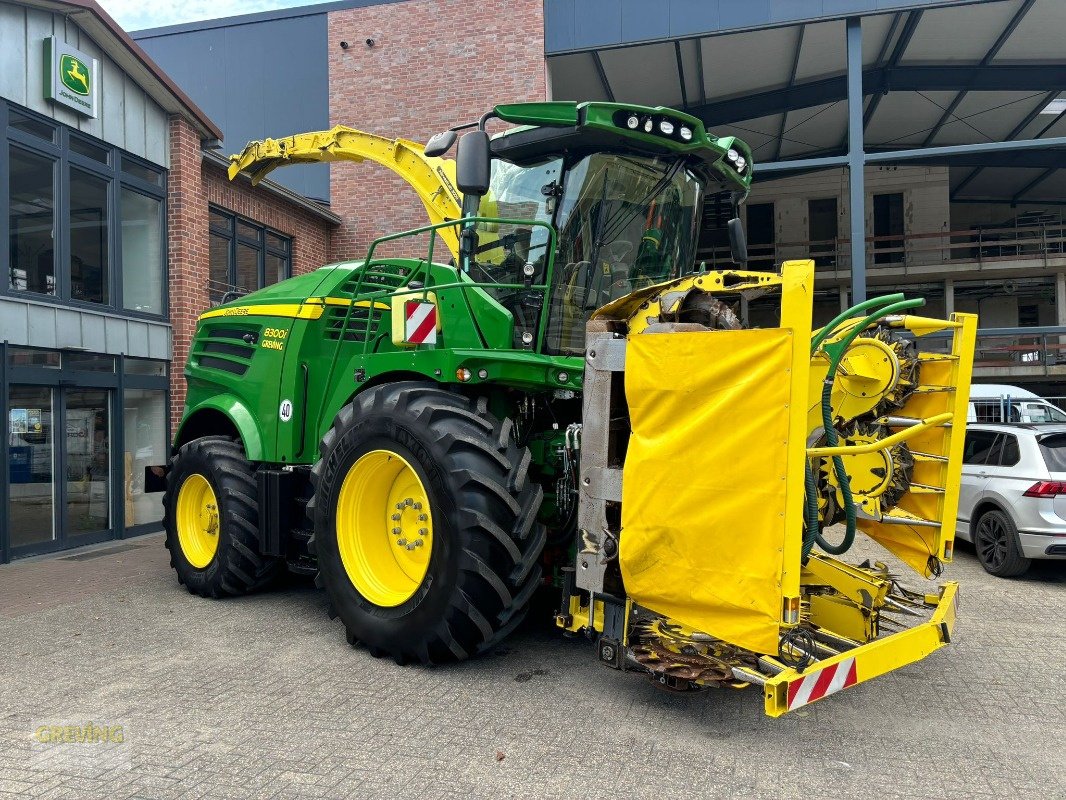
[679, 126, 693, 141]
[659, 120, 675, 136]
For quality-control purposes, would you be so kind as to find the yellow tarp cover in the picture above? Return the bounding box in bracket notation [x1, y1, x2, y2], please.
[620, 329, 796, 655]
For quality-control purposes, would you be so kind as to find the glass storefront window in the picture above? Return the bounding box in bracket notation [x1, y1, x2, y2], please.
[121, 189, 163, 314]
[69, 167, 109, 304]
[124, 358, 167, 377]
[7, 385, 54, 547]
[7, 348, 60, 368]
[9, 146, 56, 296]
[123, 389, 166, 526]
[65, 389, 110, 533]
[65, 353, 116, 372]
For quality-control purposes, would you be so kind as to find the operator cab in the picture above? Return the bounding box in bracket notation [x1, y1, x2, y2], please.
[432, 102, 752, 356]
[471, 152, 706, 355]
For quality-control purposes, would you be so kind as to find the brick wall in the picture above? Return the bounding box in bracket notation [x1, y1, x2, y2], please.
[167, 116, 210, 433]
[167, 116, 336, 430]
[327, 0, 546, 260]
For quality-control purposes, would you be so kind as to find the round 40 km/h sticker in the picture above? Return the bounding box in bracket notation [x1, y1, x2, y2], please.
[279, 399, 294, 422]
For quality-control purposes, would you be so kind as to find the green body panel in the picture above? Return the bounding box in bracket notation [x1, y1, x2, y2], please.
[180, 252, 582, 467]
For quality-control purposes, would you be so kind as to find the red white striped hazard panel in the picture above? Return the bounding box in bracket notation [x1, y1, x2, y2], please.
[404, 301, 437, 345]
[786, 657, 857, 711]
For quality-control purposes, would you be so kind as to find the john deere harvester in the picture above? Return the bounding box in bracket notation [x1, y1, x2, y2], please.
[162, 101, 975, 717]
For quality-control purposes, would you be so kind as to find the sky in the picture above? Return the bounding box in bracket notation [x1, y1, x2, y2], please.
[99, 0, 332, 32]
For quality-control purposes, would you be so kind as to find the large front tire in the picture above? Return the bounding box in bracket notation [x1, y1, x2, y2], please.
[163, 437, 283, 597]
[309, 382, 545, 664]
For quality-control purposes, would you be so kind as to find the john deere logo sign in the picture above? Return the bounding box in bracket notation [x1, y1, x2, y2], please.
[43, 37, 97, 118]
[61, 55, 91, 95]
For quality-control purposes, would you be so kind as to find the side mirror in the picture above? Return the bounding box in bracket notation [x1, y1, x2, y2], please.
[456, 131, 491, 197]
[728, 217, 748, 266]
[424, 130, 457, 157]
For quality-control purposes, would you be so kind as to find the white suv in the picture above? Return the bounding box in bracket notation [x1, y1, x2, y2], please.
[956, 423, 1066, 577]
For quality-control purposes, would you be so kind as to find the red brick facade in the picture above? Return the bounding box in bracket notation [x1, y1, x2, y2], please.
[327, 0, 546, 259]
[166, 116, 336, 429]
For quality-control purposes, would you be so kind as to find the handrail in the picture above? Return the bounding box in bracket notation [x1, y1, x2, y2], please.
[313, 214, 558, 428]
[699, 219, 1066, 269]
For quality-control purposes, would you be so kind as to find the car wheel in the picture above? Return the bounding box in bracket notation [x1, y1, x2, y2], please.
[974, 508, 1031, 577]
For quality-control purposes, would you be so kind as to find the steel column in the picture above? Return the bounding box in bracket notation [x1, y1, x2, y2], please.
[846, 17, 866, 303]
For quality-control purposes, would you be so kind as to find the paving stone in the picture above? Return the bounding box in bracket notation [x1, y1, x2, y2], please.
[0, 531, 1063, 797]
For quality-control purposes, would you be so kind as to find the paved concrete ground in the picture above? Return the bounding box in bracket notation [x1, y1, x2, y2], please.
[0, 531, 1063, 799]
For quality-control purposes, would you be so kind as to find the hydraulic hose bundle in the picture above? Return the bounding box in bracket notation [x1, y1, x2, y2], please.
[802, 294, 925, 560]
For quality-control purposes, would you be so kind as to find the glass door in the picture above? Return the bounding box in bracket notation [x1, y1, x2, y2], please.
[7, 385, 55, 549]
[64, 388, 111, 536]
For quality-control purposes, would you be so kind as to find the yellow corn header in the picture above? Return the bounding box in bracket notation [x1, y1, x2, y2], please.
[561, 260, 975, 716]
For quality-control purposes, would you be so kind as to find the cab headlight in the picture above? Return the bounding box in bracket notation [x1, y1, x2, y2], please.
[659, 120, 675, 136]
[679, 126, 693, 141]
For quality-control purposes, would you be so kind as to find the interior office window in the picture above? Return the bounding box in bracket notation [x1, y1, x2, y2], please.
[265, 233, 290, 285]
[873, 192, 904, 265]
[808, 197, 838, 268]
[9, 146, 56, 295]
[236, 242, 259, 293]
[123, 388, 167, 526]
[120, 157, 163, 186]
[69, 167, 109, 304]
[208, 206, 292, 303]
[121, 189, 163, 314]
[69, 136, 110, 165]
[9, 109, 56, 143]
[6, 103, 167, 316]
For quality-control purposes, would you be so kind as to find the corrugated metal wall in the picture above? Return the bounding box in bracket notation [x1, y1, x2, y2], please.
[0, 2, 170, 167]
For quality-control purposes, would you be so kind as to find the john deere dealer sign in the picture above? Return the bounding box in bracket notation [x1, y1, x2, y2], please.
[43, 36, 98, 118]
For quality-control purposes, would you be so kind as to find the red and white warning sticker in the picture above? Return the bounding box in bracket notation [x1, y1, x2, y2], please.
[404, 301, 437, 345]
[786, 657, 857, 711]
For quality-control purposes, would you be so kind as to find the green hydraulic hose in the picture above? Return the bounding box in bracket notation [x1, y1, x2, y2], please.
[801, 293, 910, 560]
[810, 293, 906, 357]
[814, 297, 925, 555]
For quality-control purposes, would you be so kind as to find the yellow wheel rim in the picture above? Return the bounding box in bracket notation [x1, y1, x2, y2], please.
[176, 473, 220, 569]
[336, 450, 434, 607]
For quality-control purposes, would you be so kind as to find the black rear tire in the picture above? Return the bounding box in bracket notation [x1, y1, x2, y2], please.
[163, 436, 284, 597]
[308, 382, 545, 664]
[974, 508, 1031, 578]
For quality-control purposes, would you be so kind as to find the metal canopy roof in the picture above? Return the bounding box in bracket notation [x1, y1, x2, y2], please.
[546, 0, 1066, 204]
